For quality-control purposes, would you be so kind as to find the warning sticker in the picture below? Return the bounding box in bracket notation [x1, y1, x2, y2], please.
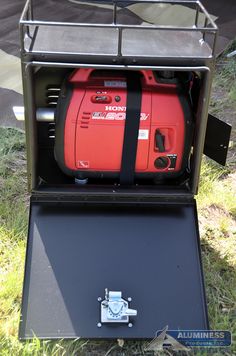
[138, 129, 149, 140]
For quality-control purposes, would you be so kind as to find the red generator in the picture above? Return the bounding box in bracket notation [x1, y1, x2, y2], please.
[54, 69, 193, 182]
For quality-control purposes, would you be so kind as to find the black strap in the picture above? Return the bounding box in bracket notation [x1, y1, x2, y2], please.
[120, 72, 142, 185]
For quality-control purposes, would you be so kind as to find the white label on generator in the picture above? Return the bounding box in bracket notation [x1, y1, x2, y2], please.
[92, 112, 149, 121]
[138, 129, 149, 140]
[104, 81, 127, 88]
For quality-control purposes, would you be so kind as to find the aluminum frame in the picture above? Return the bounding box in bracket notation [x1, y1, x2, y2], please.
[20, 0, 218, 60]
[21, 60, 213, 196]
[19, 0, 217, 198]
[19, 1, 215, 338]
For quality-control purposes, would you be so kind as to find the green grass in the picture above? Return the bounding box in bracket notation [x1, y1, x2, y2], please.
[0, 128, 28, 234]
[0, 49, 236, 354]
[0, 129, 27, 348]
[197, 160, 236, 346]
[210, 43, 236, 155]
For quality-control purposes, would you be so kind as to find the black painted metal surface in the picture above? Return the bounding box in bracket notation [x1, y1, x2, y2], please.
[19, 201, 208, 339]
[204, 114, 232, 166]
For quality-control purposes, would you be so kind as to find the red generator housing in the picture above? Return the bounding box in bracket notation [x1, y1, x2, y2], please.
[55, 69, 193, 181]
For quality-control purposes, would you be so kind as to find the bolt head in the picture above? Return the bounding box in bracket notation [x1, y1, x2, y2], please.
[97, 297, 102, 302]
[97, 322, 102, 328]
[127, 297, 132, 302]
[128, 323, 133, 328]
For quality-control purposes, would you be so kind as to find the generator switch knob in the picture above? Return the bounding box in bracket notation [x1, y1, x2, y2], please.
[154, 156, 169, 169]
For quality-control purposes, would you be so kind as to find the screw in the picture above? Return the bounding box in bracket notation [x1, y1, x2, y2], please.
[127, 297, 132, 302]
[97, 323, 102, 328]
[97, 297, 102, 302]
[128, 323, 133, 328]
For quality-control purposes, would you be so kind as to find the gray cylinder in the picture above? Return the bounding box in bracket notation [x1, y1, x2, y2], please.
[13, 106, 55, 122]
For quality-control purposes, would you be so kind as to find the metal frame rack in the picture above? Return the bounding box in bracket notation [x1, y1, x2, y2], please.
[20, 0, 217, 60]
[19, 0, 219, 339]
[19, 0, 218, 198]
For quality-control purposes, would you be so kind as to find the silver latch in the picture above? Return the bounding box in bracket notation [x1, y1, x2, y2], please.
[99, 288, 137, 325]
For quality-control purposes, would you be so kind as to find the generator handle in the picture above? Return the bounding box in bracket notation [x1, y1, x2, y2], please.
[69, 68, 156, 85]
[69, 68, 94, 83]
[140, 70, 157, 86]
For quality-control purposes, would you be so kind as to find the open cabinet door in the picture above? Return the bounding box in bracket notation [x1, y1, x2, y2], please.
[204, 114, 232, 166]
[19, 200, 208, 339]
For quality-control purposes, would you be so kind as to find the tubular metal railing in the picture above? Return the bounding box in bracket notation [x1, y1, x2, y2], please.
[20, 0, 218, 60]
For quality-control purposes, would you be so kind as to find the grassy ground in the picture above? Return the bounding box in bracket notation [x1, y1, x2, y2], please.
[0, 50, 235, 355]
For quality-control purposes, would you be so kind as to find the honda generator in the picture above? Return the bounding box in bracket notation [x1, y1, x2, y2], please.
[54, 69, 193, 183]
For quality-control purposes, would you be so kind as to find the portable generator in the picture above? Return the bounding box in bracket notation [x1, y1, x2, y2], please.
[54, 68, 193, 182]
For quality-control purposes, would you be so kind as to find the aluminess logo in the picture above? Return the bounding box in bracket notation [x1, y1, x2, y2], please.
[145, 326, 190, 352]
[144, 326, 231, 351]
